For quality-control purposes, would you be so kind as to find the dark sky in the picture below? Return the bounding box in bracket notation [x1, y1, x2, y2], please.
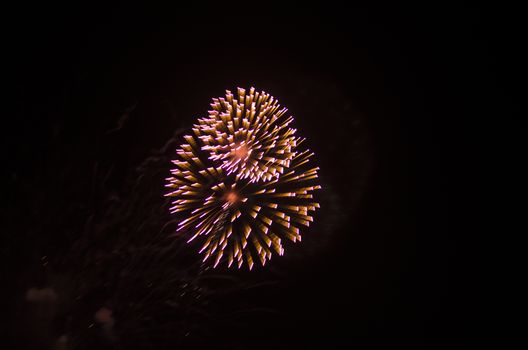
[2, 4, 495, 350]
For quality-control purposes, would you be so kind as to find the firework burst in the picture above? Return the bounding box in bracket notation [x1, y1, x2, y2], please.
[197, 87, 299, 182]
[166, 88, 321, 269]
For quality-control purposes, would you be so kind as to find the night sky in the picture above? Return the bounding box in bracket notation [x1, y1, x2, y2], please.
[2, 4, 494, 350]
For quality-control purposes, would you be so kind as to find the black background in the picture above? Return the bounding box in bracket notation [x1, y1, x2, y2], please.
[2, 3, 494, 349]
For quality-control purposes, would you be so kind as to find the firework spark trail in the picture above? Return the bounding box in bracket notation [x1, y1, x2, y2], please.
[166, 88, 321, 269]
[37, 131, 216, 349]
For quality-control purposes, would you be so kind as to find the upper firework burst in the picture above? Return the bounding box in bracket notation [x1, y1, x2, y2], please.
[196, 87, 299, 183]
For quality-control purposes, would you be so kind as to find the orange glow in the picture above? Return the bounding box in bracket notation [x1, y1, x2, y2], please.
[225, 191, 239, 204]
[233, 144, 249, 159]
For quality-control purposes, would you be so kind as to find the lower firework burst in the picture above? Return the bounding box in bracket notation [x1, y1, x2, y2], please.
[165, 119, 321, 269]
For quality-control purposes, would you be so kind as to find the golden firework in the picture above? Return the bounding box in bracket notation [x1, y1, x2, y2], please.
[165, 88, 321, 269]
[196, 87, 299, 182]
